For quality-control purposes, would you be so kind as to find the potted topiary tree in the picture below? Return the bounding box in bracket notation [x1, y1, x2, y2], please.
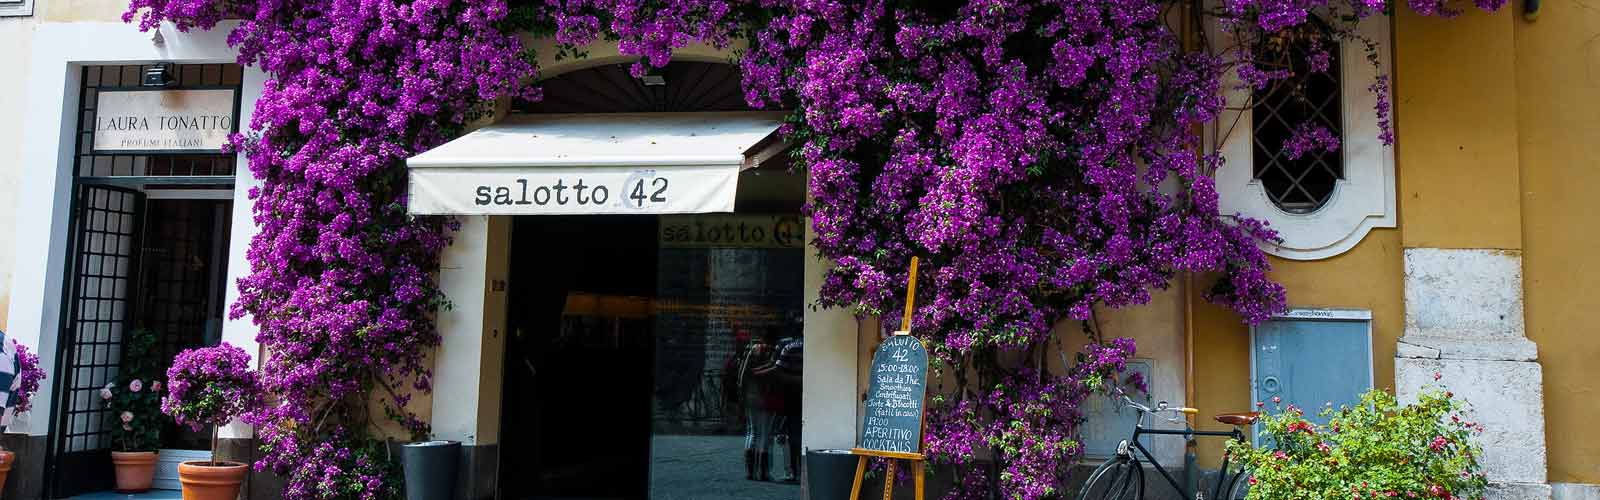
[102, 328, 163, 493]
[162, 343, 261, 500]
[0, 330, 46, 494]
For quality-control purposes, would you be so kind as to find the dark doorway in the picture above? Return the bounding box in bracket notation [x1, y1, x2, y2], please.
[136, 198, 232, 450]
[501, 216, 658, 500]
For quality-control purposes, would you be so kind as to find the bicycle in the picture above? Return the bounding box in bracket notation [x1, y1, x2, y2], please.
[1077, 389, 1257, 500]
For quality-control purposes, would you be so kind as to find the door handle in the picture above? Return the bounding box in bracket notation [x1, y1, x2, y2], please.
[1261, 376, 1281, 393]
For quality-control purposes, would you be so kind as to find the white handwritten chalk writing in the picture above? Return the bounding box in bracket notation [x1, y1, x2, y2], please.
[857, 335, 929, 454]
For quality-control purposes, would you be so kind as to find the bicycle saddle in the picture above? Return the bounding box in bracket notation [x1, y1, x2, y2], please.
[1213, 412, 1260, 426]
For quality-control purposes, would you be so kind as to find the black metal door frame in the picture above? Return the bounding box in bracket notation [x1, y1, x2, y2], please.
[45, 184, 146, 497]
[42, 63, 241, 498]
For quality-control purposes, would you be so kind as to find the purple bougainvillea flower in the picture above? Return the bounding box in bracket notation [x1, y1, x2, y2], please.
[115, 0, 1507, 497]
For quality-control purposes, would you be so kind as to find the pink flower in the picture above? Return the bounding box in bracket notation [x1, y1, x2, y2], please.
[129, 379, 143, 393]
[1272, 450, 1287, 460]
[120, 411, 133, 423]
[99, 388, 113, 400]
[151, 381, 162, 392]
[1434, 372, 1443, 381]
[1429, 436, 1448, 452]
[1271, 396, 1281, 404]
[1316, 442, 1331, 453]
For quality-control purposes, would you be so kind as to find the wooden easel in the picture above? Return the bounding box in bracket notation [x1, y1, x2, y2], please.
[847, 256, 926, 500]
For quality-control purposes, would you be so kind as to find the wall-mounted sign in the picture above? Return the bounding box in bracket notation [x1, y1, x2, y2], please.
[659, 214, 804, 249]
[407, 165, 739, 215]
[93, 89, 237, 153]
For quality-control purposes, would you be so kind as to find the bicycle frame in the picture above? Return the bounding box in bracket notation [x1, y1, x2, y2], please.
[1120, 420, 1246, 499]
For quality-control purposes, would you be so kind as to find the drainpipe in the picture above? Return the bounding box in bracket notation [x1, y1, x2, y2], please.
[1183, 272, 1199, 497]
[1178, 3, 1202, 493]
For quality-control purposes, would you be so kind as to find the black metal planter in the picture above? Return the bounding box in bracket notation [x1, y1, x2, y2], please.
[805, 449, 858, 500]
[400, 440, 460, 500]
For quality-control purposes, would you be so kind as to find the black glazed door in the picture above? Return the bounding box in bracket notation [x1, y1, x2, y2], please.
[46, 184, 145, 497]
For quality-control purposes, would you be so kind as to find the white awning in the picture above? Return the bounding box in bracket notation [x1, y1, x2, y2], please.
[406, 111, 786, 215]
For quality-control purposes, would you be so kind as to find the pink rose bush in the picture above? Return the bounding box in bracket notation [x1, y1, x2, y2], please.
[104, 329, 162, 452]
[1226, 388, 1488, 500]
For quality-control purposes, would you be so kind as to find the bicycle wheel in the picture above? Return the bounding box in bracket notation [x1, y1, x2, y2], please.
[1222, 470, 1252, 500]
[1077, 454, 1144, 500]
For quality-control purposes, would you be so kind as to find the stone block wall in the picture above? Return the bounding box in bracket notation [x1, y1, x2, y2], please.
[1398, 248, 1550, 500]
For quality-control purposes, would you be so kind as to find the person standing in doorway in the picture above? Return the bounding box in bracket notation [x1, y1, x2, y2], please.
[737, 328, 777, 481]
[765, 327, 803, 483]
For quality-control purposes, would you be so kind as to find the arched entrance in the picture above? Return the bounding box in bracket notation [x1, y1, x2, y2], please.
[490, 61, 805, 500]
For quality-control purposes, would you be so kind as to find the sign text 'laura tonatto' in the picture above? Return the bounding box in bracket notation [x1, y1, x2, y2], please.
[93, 89, 236, 153]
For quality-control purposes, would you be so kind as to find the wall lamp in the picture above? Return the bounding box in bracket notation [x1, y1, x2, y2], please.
[142, 64, 175, 87]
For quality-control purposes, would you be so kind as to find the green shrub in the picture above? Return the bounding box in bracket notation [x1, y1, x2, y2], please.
[1225, 384, 1488, 500]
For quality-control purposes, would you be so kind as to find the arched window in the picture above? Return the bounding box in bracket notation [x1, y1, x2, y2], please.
[1251, 25, 1344, 214]
[1212, 14, 1395, 261]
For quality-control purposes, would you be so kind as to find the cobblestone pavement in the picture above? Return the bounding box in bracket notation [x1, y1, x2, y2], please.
[649, 434, 802, 500]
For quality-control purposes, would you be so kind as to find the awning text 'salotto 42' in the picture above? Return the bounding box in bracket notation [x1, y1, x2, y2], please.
[405, 112, 786, 216]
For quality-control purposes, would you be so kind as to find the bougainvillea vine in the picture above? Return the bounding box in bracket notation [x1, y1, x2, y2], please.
[119, 0, 1504, 498]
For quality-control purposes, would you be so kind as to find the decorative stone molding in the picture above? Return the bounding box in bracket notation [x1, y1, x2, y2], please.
[1398, 248, 1549, 500]
[1210, 13, 1396, 261]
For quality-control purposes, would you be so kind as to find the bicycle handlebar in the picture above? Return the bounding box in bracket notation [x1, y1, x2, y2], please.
[1112, 387, 1197, 423]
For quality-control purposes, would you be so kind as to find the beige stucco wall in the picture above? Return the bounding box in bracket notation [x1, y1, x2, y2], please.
[0, 0, 133, 332]
[0, 17, 32, 332]
[38, 0, 126, 22]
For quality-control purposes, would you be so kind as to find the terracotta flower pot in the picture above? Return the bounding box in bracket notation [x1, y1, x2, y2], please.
[111, 451, 158, 493]
[178, 460, 248, 500]
[0, 449, 14, 496]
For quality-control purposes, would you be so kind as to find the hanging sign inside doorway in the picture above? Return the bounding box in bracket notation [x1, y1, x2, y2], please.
[857, 334, 929, 455]
[659, 214, 804, 249]
[93, 89, 237, 153]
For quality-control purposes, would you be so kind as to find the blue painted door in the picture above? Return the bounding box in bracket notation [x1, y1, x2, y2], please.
[1253, 317, 1372, 431]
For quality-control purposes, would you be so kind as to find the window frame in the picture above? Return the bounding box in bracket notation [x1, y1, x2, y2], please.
[0, 0, 35, 18]
[1210, 13, 1396, 261]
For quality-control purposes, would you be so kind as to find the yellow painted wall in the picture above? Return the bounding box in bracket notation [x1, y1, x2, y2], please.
[1511, 0, 1600, 485]
[1393, 8, 1522, 251]
[1189, 229, 1405, 466]
[1190, 5, 1600, 485]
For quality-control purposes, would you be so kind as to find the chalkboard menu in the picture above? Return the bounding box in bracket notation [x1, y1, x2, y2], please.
[858, 334, 929, 455]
